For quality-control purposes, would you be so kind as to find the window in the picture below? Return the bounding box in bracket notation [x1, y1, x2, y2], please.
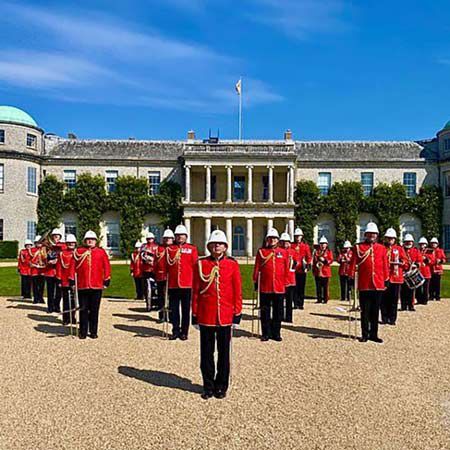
[361, 172, 374, 196]
[211, 175, 217, 201]
[232, 225, 245, 255]
[26, 134, 37, 149]
[64, 221, 77, 238]
[148, 171, 161, 195]
[105, 170, 118, 193]
[403, 172, 417, 198]
[0, 164, 3, 192]
[445, 225, 450, 252]
[63, 170, 77, 190]
[318, 224, 331, 243]
[318, 172, 331, 195]
[147, 225, 162, 243]
[262, 175, 269, 200]
[445, 139, 450, 151]
[106, 222, 120, 250]
[0, 219, 3, 240]
[0, 130, 4, 144]
[233, 176, 245, 201]
[27, 167, 37, 194]
[26, 221, 36, 241]
[445, 173, 450, 197]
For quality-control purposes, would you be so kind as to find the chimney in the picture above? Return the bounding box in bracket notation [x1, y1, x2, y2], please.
[187, 130, 196, 142]
[284, 129, 293, 141]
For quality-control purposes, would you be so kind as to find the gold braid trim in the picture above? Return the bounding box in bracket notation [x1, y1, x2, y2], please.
[258, 249, 274, 267]
[198, 260, 220, 295]
[60, 251, 73, 269]
[74, 248, 90, 269]
[355, 244, 372, 266]
[31, 248, 47, 268]
[167, 247, 181, 266]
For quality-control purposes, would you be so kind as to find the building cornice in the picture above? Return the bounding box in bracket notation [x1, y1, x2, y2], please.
[0, 149, 43, 164]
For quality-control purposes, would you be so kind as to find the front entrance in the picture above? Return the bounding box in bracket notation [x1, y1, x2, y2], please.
[232, 225, 245, 256]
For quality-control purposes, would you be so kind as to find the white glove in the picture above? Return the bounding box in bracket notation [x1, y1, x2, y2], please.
[193, 324, 199, 331]
[232, 323, 239, 330]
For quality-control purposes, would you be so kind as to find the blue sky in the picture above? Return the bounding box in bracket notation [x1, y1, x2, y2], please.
[0, 0, 449, 140]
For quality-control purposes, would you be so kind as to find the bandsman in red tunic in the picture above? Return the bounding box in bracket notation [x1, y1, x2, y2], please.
[312, 236, 333, 304]
[73, 230, 111, 339]
[130, 241, 144, 300]
[429, 237, 446, 301]
[400, 234, 422, 311]
[253, 228, 289, 342]
[381, 228, 407, 325]
[155, 228, 174, 322]
[292, 227, 312, 310]
[165, 224, 198, 340]
[30, 235, 46, 304]
[56, 234, 76, 326]
[349, 222, 389, 343]
[142, 232, 159, 307]
[416, 237, 435, 305]
[192, 230, 242, 400]
[18, 239, 33, 300]
[337, 240, 353, 302]
[279, 232, 296, 323]
[44, 228, 65, 313]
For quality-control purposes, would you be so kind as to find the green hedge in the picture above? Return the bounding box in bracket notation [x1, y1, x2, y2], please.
[0, 241, 19, 258]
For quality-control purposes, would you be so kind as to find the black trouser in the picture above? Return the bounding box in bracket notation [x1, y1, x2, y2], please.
[200, 325, 231, 393]
[416, 279, 430, 305]
[168, 288, 191, 336]
[400, 284, 415, 310]
[21, 275, 32, 299]
[78, 289, 102, 337]
[133, 277, 144, 300]
[45, 276, 61, 312]
[430, 274, 442, 301]
[295, 272, 307, 308]
[143, 272, 158, 307]
[283, 286, 295, 323]
[339, 275, 352, 301]
[260, 293, 283, 338]
[381, 282, 400, 324]
[62, 286, 76, 324]
[315, 277, 329, 303]
[32, 275, 45, 303]
[157, 281, 166, 320]
[359, 290, 382, 339]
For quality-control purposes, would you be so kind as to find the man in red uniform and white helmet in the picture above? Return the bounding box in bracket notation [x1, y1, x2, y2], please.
[429, 237, 446, 301]
[279, 231, 296, 323]
[18, 239, 33, 300]
[349, 222, 389, 343]
[416, 237, 435, 305]
[73, 230, 111, 340]
[192, 229, 242, 400]
[401, 234, 422, 311]
[292, 227, 312, 310]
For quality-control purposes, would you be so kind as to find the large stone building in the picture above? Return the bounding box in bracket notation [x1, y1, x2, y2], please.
[0, 105, 449, 256]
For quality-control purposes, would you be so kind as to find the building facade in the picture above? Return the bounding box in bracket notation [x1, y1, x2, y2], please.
[0, 105, 448, 256]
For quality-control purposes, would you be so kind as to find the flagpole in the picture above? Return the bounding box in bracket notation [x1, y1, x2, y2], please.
[239, 77, 243, 142]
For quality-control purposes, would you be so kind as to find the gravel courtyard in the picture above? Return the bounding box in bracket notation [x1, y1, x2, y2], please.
[1, 295, 450, 450]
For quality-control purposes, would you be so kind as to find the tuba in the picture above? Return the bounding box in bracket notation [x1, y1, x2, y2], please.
[140, 244, 155, 265]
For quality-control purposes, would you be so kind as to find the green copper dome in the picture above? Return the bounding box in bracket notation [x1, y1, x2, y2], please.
[443, 121, 450, 131]
[0, 106, 38, 127]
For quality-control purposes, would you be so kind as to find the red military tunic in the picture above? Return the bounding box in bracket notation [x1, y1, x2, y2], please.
[349, 242, 389, 291]
[385, 244, 407, 284]
[431, 248, 446, 275]
[43, 243, 66, 278]
[253, 247, 289, 294]
[74, 247, 111, 290]
[166, 243, 198, 289]
[292, 242, 312, 274]
[56, 249, 76, 287]
[419, 248, 435, 279]
[285, 247, 297, 287]
[312, 248, 333, 278]
[30, 247, 47, 276]
[192, 255, 243, 326]
[155, 245, 167, 282]
[142, 243, 159, 273]
[337, 250, 353, 276]
[404, 246, 422, 272]
[130, 250, 144, 279]
[18, 248, 32, 276]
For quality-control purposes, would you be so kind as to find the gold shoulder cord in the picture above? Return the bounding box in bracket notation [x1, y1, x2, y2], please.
[198, 260, 220, 295]
[167, 247, 181, 266]
[74, 248, 90, 269]
[258, 249, 274, 267]
[60, 251, 73, 269]
[355, 244, 372, 266]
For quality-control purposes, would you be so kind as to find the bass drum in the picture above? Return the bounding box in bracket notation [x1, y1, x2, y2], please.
[404, 267, 425, 290]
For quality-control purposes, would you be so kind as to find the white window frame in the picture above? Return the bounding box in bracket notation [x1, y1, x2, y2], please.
[148, 171, 161, 195]
[63, 170, 77, 190]
[106, 221, 120, 250]
[26, 133, 37, 149]
[403, 172, 417, 198]
[27, 167, 37, 194]
[361, 172, 374, 196]
[318, 172, 331, 195]
[0, 129, 4, 144]
[105, 170, 119, 193]
[26, 221, 36, 241]
[0, 164, 4, 192]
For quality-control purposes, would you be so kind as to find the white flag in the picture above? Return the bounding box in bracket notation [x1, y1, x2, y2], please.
[235, 79, 242, 95]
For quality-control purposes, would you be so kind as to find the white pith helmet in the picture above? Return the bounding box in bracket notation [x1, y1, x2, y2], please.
[65, 234, 77, 244]
[365, 222, 379, 234]
[343, 240, 351, 248]
[207, 229, 228, 247]
[403, 233, 414, 242]
[163, 228, 175, 239]
[175, 224, 188, 235]
[266, 228, 280, 239]
[384, 228, 397, 239]
[294, 227, 304, 236]
[280, 232, 291, 242]
[146, 232, 155, 239]
[319, 236, 328, 244]
[418, 237, 428, 245]
[24, 239, 33, 246]
[51, 228, 62, 236]
[83, 230, 98, 241]
[430, 237, 439, 244]
[135, 241, 142, 248]
[34, 235, 42, 243]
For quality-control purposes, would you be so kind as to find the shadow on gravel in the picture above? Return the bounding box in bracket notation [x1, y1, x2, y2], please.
[232, 328, 254, 338]
[118, 366, 202, 393]
[7, 303, 47, 311]
[34, 323, 71, 337]
[27, 313, 60, 323]
[128, 307, 153, 313]
[113, 313, 158, 323]
[310, 312, 359, 322]
[114, 323, 162, 338]
[282, 324, 348, 340]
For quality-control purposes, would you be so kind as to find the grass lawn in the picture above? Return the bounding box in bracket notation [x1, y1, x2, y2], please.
[2, 265, 450, 300]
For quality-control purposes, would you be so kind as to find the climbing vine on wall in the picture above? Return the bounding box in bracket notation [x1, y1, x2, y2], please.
[37, 175, 65, 235]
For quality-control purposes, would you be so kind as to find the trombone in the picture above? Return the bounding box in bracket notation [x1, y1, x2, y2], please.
[251, 272, 261, 338]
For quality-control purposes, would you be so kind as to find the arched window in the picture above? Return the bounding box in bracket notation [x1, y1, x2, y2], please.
[314, 213, 336, 251]
[399, 213, 422, 243]
[233, 225, 245, 255]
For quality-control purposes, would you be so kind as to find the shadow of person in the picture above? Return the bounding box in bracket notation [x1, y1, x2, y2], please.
[112, 313, 157, 323]
[27, 313, 60, 323]
[114, 323, 162, 338]
[309, 312, 359, 322]
[282, 324, 348, 340]
[6, 297, 29, 302]
[118, 366, 202, 393]
[128, 307, 152, 314]
[34, 323, 71, 337]
[7, 303, 47, 312]
[232, 328, 254, 338]
[240, 313, 255, 322]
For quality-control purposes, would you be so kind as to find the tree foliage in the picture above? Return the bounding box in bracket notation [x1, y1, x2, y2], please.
[294, 181, 321, 244]
[37, 175, 65, 234]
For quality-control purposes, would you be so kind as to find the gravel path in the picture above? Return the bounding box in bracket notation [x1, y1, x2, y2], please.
[1, 296, 450, 450]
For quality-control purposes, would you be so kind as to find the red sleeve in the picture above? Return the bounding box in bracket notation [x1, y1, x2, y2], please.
[192, 260, 200, 317]
[285, 251, 290, 286]
[253, 251, 261, 282]
[349, 246, 357, 278]
[306, 245, 312, 264]
[192, 246, 199, 266]
[56, 255, 62, 280]
[130, 255, 135, 274]
[103, 250, 111, 281]
[233, 261, 243, 316]
[383, 247, 389, 281]
[441, 249, 447, 264]
[325, 249, 334, 265]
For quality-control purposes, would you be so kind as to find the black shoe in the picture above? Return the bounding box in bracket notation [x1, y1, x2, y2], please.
[260, 335, 269, 342]
[201, 390, 214, 400]
[370, 337, 383, 344]
[54, 308, 61, 313]
[214, 390, 227, 399]
[315, 300, 321, 304]
[89, 334, 98, 339]
[79, 335, 87, 340]
[272, 336, 283, 342]
[360, 337, 368, 342]
[299, 306, 304, 310]
[293, 306, 299, 310]
[388, 321, 396, 326]
[47, 308, 54, 313]
[169, 334, 178, 340]
[409, 308, 416, 312]
[179, 334, 188, 341]
[62, 320, 69, 326]
[380, 320, 387, 325]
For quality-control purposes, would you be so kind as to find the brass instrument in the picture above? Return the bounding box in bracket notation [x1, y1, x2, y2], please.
[161, 273, 170, 339]
[140, 244, 155, 264]
[251, 272, 261, 338]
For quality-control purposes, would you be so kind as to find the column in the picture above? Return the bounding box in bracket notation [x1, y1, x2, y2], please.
[288, 219, 295, 240]
[185, 165, 191, 203]
[286, 167, 290, 203]
[185, 218, 191, 244]
[204, 218, 211, 254]
[268, 165, 274, 203]
[205, 165, 211, 203]
[289, 165, 295, 203]
[246, 165, 253, 203]
[226, 218, 233, 256]
[226, 165, 232, 203]
[267, 218, 274, 230]
[246, 218, 253, 257]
